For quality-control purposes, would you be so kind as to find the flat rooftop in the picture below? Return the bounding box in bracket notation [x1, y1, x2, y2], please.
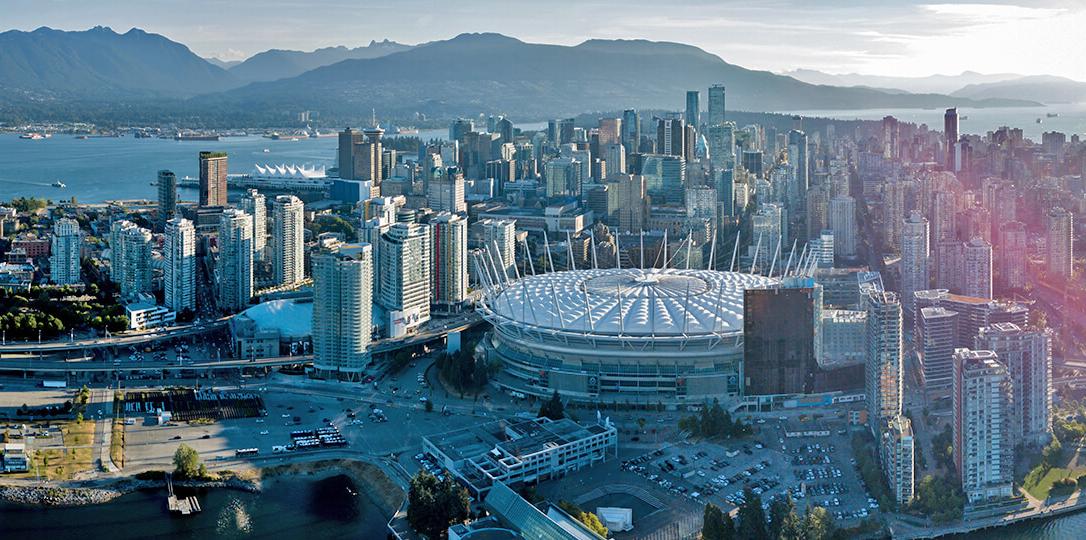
[426, 417, 609, 464]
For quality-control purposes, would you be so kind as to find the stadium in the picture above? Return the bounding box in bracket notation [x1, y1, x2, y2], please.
[475, 266, 778, 405]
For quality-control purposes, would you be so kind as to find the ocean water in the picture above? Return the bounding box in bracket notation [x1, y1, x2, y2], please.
[0, 474, 389, 539]
[780, 102, 1086, 141]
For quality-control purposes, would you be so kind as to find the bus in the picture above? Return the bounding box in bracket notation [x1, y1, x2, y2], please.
[235, 448, 259, 457]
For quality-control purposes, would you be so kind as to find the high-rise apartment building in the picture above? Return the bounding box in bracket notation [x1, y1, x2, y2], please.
[953, 349, 1014, 503]
[157, 170, 177, 228]
[829, 196, 857, 259]
[49, 218, 81, 285]
[379, 222, 431, 335]
[119, 225, 152, 300]
[900, 211, 929, 313]
[881, 415, 915, 506]
[622, 109, 640, 153]
[239, 189, 267, 261]
[216, 209, 254, 312]
[198, 151, 228, 207]
[961, 237, 993, 299]
[1046, 207, 1073, 280]
[706, 122, 736, 171]
[431, 213, 468, 313]
[918, 306, 958, 389]
[482, 219, 517, 278]
[163, 217, 196, 313]
[109, 219, 137, 284]
[271, 195, 305, 287]
[976, 323, 1052, 446]
[998, 221, 1027, 290]
[787, 130, 809, 204]
[866, 290, 903, 434]
[312, 243, 373, 380]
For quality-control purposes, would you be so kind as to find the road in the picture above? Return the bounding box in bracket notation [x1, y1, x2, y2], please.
[0, 319, 229, 354]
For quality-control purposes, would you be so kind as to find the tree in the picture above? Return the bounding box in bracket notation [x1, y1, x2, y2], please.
[558, 500, 608, 538]
[538, 390, 565, 420]
[801, 506, 835, 540]
[769, 494, 801, 540]
[702, 502, 733, 540]
[424, 399, 434, 413]
[173, 444, 203, 479]
[407, 471, 470, 539]
[735, 488, 767, 540]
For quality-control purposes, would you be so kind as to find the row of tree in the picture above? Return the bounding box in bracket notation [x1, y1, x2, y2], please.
[678, 399, 751, 439]
[436, 348, 492, 397]
[702, 490, 836, 540]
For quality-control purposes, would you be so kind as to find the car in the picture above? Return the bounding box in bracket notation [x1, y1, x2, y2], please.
[170, 435, 182, 440]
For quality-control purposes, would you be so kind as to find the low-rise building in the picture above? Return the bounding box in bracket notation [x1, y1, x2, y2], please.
[1, 443, 29, 473]
[125, 302, 177, 330]
[424, 417, 617, 497]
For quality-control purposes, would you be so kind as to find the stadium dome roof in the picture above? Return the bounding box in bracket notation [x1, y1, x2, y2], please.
[485, 268, 776, 337]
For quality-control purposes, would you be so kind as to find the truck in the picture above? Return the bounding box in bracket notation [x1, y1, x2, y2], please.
[41, 380, 67, 389]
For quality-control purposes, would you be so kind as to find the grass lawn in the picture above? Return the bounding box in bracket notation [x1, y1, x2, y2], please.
[12, 420, 98, 480]
[1022, 466, 1086, 500]
[110, 419, 125, 468]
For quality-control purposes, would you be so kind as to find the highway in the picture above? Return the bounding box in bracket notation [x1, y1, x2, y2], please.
[0, 312, 482, 374]
[0, 319, 230, 354]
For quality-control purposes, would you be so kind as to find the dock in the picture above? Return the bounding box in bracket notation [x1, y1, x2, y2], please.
[165, 473, 202, 516]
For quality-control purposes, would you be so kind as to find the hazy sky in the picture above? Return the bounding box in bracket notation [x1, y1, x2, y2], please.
[5, 0, 1086, 80]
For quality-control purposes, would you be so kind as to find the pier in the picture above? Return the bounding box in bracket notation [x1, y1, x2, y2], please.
[165, 473, 202, 516]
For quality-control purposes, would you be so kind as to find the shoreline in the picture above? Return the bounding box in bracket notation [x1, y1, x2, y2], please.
[0, 459, 403, 515]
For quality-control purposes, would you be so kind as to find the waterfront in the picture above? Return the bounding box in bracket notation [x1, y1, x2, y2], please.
[954, 509, 1086, 539]
[0, 474, 389, 539]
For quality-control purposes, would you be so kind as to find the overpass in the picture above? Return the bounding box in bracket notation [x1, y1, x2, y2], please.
[0, 318, 230, 354]
[0, 312, 484, 376]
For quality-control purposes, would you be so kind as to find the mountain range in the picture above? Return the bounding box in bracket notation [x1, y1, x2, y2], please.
[0, 27, 1056, 126]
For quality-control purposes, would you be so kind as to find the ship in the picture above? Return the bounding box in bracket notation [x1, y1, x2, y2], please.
[1047, 112, 1060, 118]
[175, 132, 220, 141]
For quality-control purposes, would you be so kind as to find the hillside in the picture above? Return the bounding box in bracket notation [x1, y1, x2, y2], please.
[228, 39, 413, 83]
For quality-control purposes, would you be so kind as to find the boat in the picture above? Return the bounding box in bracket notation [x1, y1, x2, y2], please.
[52, 181, 66, 188]
[1047, 112, 1060, 118]
[263, 148, 270, 153]
[1036, 118, 1043, 124]
[175, 132, 220, 141]
[19, 133, 46, 140]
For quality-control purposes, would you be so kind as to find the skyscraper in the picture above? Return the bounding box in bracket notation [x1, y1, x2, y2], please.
[217, 209, 254, 312]
[866, 290, 903, 434]
[976, 323, 1052, 446]
[157, 170, 177, 229]
[953, 349, 1014, 503]
[312, 243, 373, 380]
[707, 84, 726, 127]
[337, 127, 363, 181]
[352, 125, 384, 187]
[430, 213, 468, 313]
[787, 130, 809, 203]
[119, 225, 153, 300]
[685, 90, 700, 128]
[961, 237, 993, 299]
[49, 218, 81, 285]
[901, 211, 930, 313]
[239, 189, 266, 262]
[427, 168, 466, 213]
[198, 151, 228, 207]
[944, 108, 959, 170]
[829, 196, 857, 259]
[743, 279, 822, 395]
[163, 217, 195, 313]
[1046, 207, 1073, 280]
[706, 122, 736, 171]
[621, 109, 640, 153]
[998, 221, 1027, 290]
[379, 222, 431, 334]
[656, 117, 685, 157]
[109, 220, 137, 284]
[271, 195, 305, 287]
